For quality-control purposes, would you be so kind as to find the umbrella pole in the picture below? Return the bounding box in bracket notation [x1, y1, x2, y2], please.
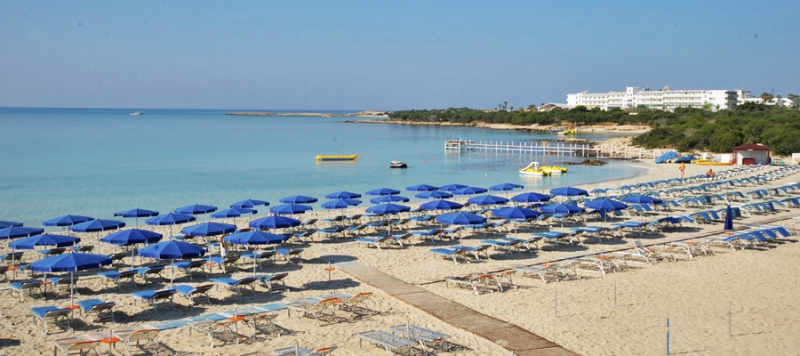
[170, 259, 175, 288]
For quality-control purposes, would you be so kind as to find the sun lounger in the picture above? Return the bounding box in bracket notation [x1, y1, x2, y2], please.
[131, 289, 177, 313]
[411, 229, 443, 243]
[389, 233, 412, 248]
[210, 276, 258, 298]
[293, 230, 316, 243]
[2, 279, 43, 301]
[616, 239, 661, 264]
[357, 330, 419, 355]
[258, 273, 289, 293]
[442, 226, 462, 240]
[458, 244, 492, 260]
[31, 306, 72, 334]
[275, 248, 303, 263]
[240, 250, 277, 267]
[446, 272, 510, 294]
[174, 284, 214, 307]
[576, 254, 625, 274]
[320, 215, 345, 226]
[108, 252, 128, 266]
[338, 292, 374, 318]
[300, 218, 318, 229]
[188, 319, 239, 348]
[136, 264, 166, 285]
[480, 239, 521, 254]
[98, 269, 138, 291]
[316, 226, 346, 240]
[37, 247, 66, 258]
[430, 246, 470, 265]
[354, 235, 394, 250]
[286, 297, 342, 325]
[390, 323, 452, 354]
[112, 328, 161, 356]
[76, 299, 116, 324]
[346, 224, 369, 236]
[532, 231, 570, 246]
[172, 260, 207, 280]
[273, 345, 338, 356]
[52, 336, 100, 356]
[46, 276, 78, 298]
[1, 251, 24, 265]
[204, 256, 239, 274]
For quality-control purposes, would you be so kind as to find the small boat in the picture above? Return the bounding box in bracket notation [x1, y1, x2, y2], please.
[557, 129, 575, 136]
[315, 154, 358, 161]
[540, 165, 568, 174]
[519, 162, 551, 176]
[390, 161, 408, 169]
[130, 111, 143, 116]
[691, 152, 732, 166]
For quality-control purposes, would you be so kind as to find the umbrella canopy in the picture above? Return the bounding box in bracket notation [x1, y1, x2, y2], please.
[0, 226, 44, 240]
[70, 219, 125, 233]
[366, 188, 401, 196]
[43, 215, 94, 227]
[321, 199, 362, 209]
[492, 207, 540, 220]
[436, 212, 487, 225]
[0, 220, 23, 228]
[180, 222, 237, 237]
[365, 203, 410, 215]
[724, 204, 734, 231]
[453, 187, 488, 195]
[490, 183, 524, 191]
[511, 192, 551, 203]
[224, 231, 288, 245]
[138, 241, 207, 260]
[585, 198, 628, 212]
[279, 195, 318, 204]
[370, 195, 410, 204]
[270, 204, 313, 215]
[145, 213, 196, 226]
[420, 200, 463, 211]
[540, 203, 585, 214]
[405, 184, 439, 192]
[230, 199, 270, 209]
[439, 183, 469, 192]
[550, 187, 589, 197]
[621, 194, 664, 204]
[467, 195, 509, 206]
[415, 191, 453, 200]
[211, 207, 257, 218]
[249, 216, 301, 230]
[324, 191, 362, 199]
[31, 253, 112, 272]
[174, 204, 217, 215]
[101, 229, 162, 246]
[113, 208, 159, 218]
[10, 234, 80, 249]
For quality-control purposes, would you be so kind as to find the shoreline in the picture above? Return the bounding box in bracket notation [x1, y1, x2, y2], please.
[347, 118, 652, 135]
[226, 110, 388, 118]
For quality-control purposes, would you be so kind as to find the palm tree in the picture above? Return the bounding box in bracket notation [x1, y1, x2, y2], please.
[760, 92, 774, 104]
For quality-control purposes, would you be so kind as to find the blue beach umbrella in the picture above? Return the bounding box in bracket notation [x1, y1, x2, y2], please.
[249, 216, 301, 230]
[540, 203, 585, 214]
[43, 215, 94, 227]
[101, 229, 163, 246]
[0, 221, 23, 228]
[321, 199, 362, 210]
[550, 187, 589, 197]
[270, 204, 313, 216]
[415, 191, 453, 200]
[435, 212, 486, 225]
[230, 199, 270, 209]
[621, 194, 663, 205]
[70, 219, 125, 233]
[453, 187, 488, 196]
[146, 213, 196, 237]
[467, 195, 509, 206]
[420, 200, 463, 211]
[180, 222, 237, 237]
[174, 204, 218, 215]
[211, 207, 257, 225]
[279, 195, 318, 204]
[113, 208, 159, 228]
[0, 226, 44, 240]
[490, 183, 524, 191]
[585, 198, 628, 222]
[324, 191, 362, 200]
[511, 192, 551, 203]
[10, 234, 80, 250]
[224, 231, 288, 276]
[365, 203, 411, 215]
[31, 253, 112, 307]
[138, 241, 207, 287]
[405, 184, 439, 192]
[366, 188, 401, 196]
[724, 204, 734, 231]
[370, 195, 410, 204]
[439, 183, 469, 192]
[492, 207, 540, 220]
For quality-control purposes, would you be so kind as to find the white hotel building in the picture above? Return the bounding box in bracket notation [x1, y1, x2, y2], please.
[566, 86, 751, 111]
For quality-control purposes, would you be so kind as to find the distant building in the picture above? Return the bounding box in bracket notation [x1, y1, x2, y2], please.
[742, 97, 793, 107]
[537, 103, 569, 112]
[566, 86, 752, 111]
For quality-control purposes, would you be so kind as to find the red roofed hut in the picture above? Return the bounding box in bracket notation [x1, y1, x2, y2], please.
[733, 143, 770, 165]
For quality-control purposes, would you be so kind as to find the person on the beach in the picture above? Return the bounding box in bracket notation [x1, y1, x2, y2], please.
[219, 234, 228, 258]
[706, 169, 714, 178]
[679, 162, 685, 178]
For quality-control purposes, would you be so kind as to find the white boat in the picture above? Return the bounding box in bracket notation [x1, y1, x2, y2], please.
[390, 161, 408, 169]
[130, 111, 143, 116]
[519, 162, 550, 176]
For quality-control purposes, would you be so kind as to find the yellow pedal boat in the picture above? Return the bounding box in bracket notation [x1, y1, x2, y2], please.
[519, 162, 551, 176]
[540, 165, 568, 174]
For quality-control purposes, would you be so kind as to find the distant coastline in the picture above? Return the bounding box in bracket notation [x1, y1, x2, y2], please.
[225, 110, 388, 117]
[347, 118, 651, 135]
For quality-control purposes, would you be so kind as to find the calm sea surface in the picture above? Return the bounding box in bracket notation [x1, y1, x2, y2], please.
[0, 108, 644, 227]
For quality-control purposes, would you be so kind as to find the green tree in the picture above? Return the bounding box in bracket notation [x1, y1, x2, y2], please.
[725, 92, 738, 110]
[760, 92, 774, 104]
[528, 104, 537, 112]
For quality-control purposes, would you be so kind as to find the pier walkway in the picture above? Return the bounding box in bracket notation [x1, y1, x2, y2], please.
[334, 260, 579, 356]
[445, 139, 668, 160]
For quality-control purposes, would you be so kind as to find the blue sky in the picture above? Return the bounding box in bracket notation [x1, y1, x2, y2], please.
[1, 1, 798, 110]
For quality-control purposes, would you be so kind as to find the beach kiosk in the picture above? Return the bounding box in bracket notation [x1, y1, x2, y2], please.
[732, 143, 770, 165]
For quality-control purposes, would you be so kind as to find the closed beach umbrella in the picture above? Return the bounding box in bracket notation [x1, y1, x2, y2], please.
[370, 195, 410, 204]
[439, 183, 468, 192]
[70, 219, 125, 233]
[224, 231, 288, 276]
[31, 253, 112, 309]
[467, 195, 509, 206]
[10, 234, 80, 250]
[453, 187, 488, 196]
[435, 212, 486, 225]
[324, 191, 362, 199]
[43, 215, 94, 227]
[138, 241, 207, 287]
[146, 213, 196, 237]
[279, 195, 318, 204]
[492, 207, 540, 220]
[174, 204, 217, 215]
[113, 208, 159, 228]
[270, 204, 313, 216]
[180, 222, 236, 237]
[415, 191, 453, 200]
[724, 204, 734, 231]
[550, 187, 589, 197]
[0, 220, 23, 228]
[366, 188, 401, 196]
[211, 207, 257, 225]
[420, 200, 463, 211]
[230, 199, 269, 209]
[249, 216, 301, 230]
[405, 184, 439, 192]
[511, 192, 551, 204]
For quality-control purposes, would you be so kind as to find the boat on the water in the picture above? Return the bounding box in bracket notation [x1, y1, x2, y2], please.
[540, 165, 568, 174]
[130, 111, 143, 116]
[315, 154, 358, 161]
[390, 161, 408, 168]
[519, 162, 551, 176]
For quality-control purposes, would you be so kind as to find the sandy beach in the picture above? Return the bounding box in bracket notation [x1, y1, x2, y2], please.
[2, 161, 800, 355]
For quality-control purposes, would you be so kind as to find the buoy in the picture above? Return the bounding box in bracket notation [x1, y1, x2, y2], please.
[424, 160, 427, 163]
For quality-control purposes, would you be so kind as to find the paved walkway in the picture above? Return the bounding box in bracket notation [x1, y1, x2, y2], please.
[335, 261, 579, 356]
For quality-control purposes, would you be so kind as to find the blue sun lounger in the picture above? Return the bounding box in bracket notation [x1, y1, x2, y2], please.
[354, 235, 394, 250]
[258, 272, 289, 293]
[172, 260, 207, 280]
[136, 264, 166, 285]
[411, 229, 443, 243]
[98, 269, 138, 291]
[132, 289, 177, 313]
[533, 231, 570, 246]
[76, 298, 116, 324]
[2, 279, 42, 301]
[430, 247, 470, 265]
[275, 248, 303, 263]
[240, 251, 277, 267]
[47, 276, 78, 298]
[210, 276, 258, 298]
[174, 284, 214, 307]
[480, 239, 521, 254]
[204, 256, 240, 274]
[31, 306, 71, 334]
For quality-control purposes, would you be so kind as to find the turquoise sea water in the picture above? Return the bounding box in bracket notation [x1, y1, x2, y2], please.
[0, 108, 644, 227]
